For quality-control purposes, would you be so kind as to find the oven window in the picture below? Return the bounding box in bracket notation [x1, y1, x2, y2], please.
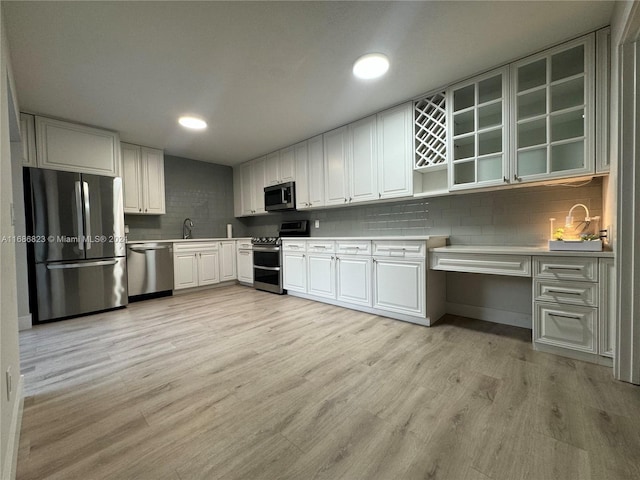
[253, 250, 280, 268]
[254, 267, 280, 286]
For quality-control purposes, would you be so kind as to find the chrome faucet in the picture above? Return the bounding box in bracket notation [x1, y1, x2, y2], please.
[183, 218, 194, 239]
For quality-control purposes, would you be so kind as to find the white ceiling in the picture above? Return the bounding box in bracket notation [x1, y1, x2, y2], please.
[3, 1, 614, 167]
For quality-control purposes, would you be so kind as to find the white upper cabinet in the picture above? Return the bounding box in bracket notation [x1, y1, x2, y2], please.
[252, 156, 266, 214]
[447, 68, 509, 191]
[265, 151, 280, 186]
[596, 27, 611, 174]
[294, 141, 310, 209]
[324, 126, 349, 206]
[121, 143, 165, 215]
[377, 102, 414, 199]
[35, 116, 121, 177]
[20, 113, 37, 167]
[307, 135, 325, 208]
[265, 147, 296, 186]
[297, 135, 325, 210]
[348, 115, 378, 203]
[237, 156, 267, 216]
[510, 34, 595, 183]
[279, 146, 296, 183]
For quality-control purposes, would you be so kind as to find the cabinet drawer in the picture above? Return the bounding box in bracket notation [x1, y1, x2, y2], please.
[282, 240, 307, 252]
[534, 257, 597, 282]
[534, 302, 597, 353]
[307, 240, 335, 253]
[236, 239, 253, 250]
[534, 279, 598, 307]
[430, 252, 531, 277]
[174, 242, 219, 253]
[373, 241, 425, 258]
[336, 241, 371, 255]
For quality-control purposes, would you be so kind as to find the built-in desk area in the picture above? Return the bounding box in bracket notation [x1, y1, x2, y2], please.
[430, 246, 615, 366]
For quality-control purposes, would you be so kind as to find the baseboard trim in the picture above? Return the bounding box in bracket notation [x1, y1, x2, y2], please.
[3, 374, 24, 480]
[18, 313, 32, 330]
[446, 302, 532, 329]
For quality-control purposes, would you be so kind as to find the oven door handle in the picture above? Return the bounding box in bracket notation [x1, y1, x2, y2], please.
[254, 265, 280, 272]
[252, 246, 281, 252]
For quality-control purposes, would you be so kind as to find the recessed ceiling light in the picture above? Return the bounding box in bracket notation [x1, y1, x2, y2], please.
[353, 53, 389, 80]
[178, 116, 207, 130]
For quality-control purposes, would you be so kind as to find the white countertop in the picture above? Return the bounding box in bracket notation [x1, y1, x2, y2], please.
[127, 237, 251, 244]
[430, 245, 615, 258]
[281, 235, 448, 241]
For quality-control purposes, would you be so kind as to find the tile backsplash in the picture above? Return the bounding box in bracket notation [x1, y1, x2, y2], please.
[241, 177, 603, 246]
[125, 155, 248, 240]
[126, 153, 603, 247]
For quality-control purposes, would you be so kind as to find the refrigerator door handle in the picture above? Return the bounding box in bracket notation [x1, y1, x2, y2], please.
[83, 181, 91, 250]
[74, 181, 85, 251]
[46, 260, 118, 270]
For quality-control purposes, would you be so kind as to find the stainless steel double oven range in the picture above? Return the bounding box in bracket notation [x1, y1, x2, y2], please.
[252, 220, 308, 294]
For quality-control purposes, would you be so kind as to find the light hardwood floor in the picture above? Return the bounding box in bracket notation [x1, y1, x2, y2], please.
[16, 285, 640, 480]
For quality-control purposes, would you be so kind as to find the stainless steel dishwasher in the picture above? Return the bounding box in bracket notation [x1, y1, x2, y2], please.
[126, 243, 174, 297]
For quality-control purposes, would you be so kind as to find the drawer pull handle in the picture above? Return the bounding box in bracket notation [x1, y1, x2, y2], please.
[549, 313, 582, 320]
[548, 267, 582, 271]
[547, 290, 582, 295]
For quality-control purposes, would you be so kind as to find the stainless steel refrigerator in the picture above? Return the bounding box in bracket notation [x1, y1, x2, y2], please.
[25, 167, 128, 323]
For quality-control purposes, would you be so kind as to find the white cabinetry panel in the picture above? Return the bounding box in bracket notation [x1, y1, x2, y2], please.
[324, 126, 349, 206]
[377, 102, 413, 199]
[373, 258, 424, 316]
[20, 113, 36, 167]
[35, 116, 121, 176]
[219, 241, 237, 282]
[599, 258, 615, 358]
[283, 252, 307, 293]
[336, 256, 371, 306]
[122, 143, 165, 215]
[349, 116, 378, 203]
[307, 254, 336, 299]
[535, 302, 597, 353]
[237, 248, 253, 285]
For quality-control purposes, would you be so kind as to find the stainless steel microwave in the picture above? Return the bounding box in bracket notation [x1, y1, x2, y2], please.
[264, 181, 296, 211]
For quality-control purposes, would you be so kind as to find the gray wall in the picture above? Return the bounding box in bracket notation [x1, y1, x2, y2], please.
[241, 177, 604, 247]
[126, 155, 248, 240]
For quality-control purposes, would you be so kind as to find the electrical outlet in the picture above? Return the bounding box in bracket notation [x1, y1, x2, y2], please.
[315, 220, 320, 229]
[6, 366, 12, 401]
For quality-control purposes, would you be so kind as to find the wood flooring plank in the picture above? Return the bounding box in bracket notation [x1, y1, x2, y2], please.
[16, 284, 640, 480]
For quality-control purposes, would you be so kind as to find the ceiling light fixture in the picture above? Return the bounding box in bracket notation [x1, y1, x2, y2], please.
[178, 116, 207, 130]
[353, 53, 390, 80]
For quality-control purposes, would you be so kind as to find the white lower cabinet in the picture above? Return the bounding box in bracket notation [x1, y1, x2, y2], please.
[199, 250, 220, 286]
[237, 241, 254, 285]
[599, 258, 615, 358]
[282, 238, 446, 325]
[534, 302, 597, 353]
[174, 251, 199, 289]
[532, 255, 614, 364]
[219, 241, 237, 282]
[373, 257, 424, 316]
[283, 251, 307, 293]
[336, 256, 371, 306]
[173, 242, 224, 290]
[307, 254, 336, 299]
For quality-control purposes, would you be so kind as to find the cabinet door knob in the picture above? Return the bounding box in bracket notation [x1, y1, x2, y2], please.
[513, 174, 522, 182]
[145, 208, 148, 212]
[349, 197, 352, 203]
[379, 193, 381, 198]
[344, 198, 347, 203]
[139, 208, 142, 212]
[503, 176, 508, 183]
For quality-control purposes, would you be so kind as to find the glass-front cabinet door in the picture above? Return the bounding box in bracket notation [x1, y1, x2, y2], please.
[511, 34, 595, 183]
[447, 67, 509, 191]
